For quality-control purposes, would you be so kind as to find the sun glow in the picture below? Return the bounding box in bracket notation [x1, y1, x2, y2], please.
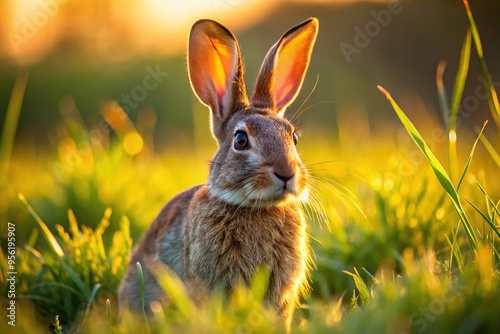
[1, 0, 277, 64]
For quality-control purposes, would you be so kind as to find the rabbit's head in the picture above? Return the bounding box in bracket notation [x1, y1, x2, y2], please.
[188, 18, 318, 207]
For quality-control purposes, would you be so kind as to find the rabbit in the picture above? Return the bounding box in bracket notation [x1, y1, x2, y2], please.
[119, 17, 319, 329]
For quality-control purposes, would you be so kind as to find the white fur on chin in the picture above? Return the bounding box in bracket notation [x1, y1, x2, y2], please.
[207, 183, 308, 208]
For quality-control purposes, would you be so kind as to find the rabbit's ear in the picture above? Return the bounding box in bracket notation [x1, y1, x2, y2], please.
[252, 18, 318, 117]
[188, 19, 249, 140]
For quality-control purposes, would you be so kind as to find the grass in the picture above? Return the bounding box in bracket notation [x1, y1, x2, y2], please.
[1, 1, 500, 333]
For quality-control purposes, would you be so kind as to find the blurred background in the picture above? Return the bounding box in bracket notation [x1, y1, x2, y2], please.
[2, 0, 499, 141]
[1, 0, 499, 241]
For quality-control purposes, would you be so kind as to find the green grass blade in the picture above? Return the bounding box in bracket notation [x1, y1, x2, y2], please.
[477, 183, 500, 220]
[343, 268, 370, 306]
[463, 0, 500, 128]
[29, 282, 86, 300]
[18, 294, 64, 310]
[0, 72, 29, 191]
[362, 267, 380, 285]
[457, 121, 487, 191]
[465, 198, 500, 240]
[447, 30, 471, 182]
[478, 133, 500, 168]
[377, 85, 478, 252]
[446, 222, 464, 274]
[136, 262, 147, 315]
[136, 262, 151, 333]
[87, 284, 102, 309]
[27, 229, 39, 248]
[106, 299, 111, 333]
[436, 60, 456, 188]
[19, 193, 65, 257]
[449, 30, 471, 131]
[106, 298, 112, 333]
[82, 284, 102, 326]
[436, 60, 450, 131]
[60, 260, 92, 297]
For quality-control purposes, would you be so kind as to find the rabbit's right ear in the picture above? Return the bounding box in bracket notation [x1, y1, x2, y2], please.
[188, 20, 249, 141]
[252, 18, 318, 117]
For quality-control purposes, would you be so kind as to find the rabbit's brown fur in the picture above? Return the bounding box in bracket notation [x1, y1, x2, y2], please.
[119, 17, 319, 329]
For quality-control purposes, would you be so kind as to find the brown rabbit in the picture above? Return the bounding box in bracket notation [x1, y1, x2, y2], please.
[119, 17, 319, 329]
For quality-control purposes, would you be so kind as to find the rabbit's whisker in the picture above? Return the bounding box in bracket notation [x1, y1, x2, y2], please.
[289, 73, 320, 124]
[309, 175, 366, 219]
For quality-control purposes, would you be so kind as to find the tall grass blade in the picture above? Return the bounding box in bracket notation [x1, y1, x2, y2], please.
[457, 121, 487, 191]
[29, 282, 86, 299]
[87, 284, 102, 310]
[465, 198, 500, 240]
[377, 85, 478, 252]
[18, 193, 65, 257]
[27, 229, 39, 248]
[463, 0, 500, 128]
[449, 30, 471, 131]
[476, 183, 500, 220]
[362, 267, 380, 285]
[106, 299, 111, 333]
[136, 262, 146, 314]
[136, 262, 151, 331]
[446, 222, 464, 274]
[0, 72, 29, 192]
[436, 60, 450, 131]
[447, 30, 471, 181]
[478, 133, 500, 168]
[82, 284, 102, 327]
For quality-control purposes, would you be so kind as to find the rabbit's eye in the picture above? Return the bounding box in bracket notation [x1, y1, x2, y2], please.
[234, 131, 250, 150]
[293, 132, 299, 146]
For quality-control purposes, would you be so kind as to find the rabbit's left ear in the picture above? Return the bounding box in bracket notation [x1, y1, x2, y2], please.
[252, 18, 318, 117]
[188, 19, 249, 141]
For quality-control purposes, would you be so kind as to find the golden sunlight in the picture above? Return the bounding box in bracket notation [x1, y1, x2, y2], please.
[1, 0, 390, 64]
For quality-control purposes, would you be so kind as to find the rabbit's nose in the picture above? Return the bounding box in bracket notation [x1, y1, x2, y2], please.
[273, 161, 296, 188]
[274, 172, 295, 186]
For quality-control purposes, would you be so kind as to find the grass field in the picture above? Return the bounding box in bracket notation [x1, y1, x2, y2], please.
[1, 2, 500, 333]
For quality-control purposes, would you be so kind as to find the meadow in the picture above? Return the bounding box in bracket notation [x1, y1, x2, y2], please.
[1, 2, 500, 333]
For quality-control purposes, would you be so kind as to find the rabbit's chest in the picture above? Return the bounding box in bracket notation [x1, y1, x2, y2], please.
[186, 200, 307, 291]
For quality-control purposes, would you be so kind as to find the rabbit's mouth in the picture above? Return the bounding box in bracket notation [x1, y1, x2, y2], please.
[254, 190, 304, 207]
[208, 180, 307, 208]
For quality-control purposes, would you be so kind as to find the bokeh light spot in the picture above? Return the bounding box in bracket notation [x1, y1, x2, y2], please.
[123, 132, 143, 156]
[449, 130, 457, 143]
